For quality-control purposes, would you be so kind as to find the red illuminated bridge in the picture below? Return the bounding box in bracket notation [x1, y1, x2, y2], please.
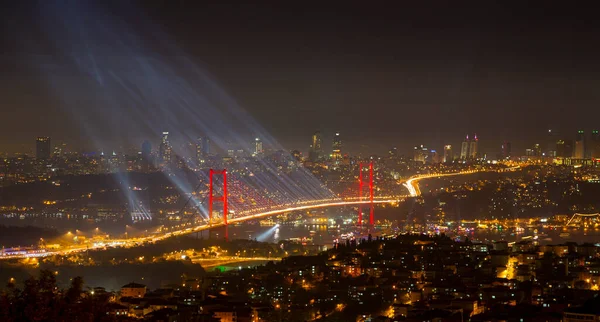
[0, 166, 509, 259]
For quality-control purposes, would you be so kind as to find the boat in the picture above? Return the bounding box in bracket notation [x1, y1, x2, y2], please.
[559, 232, 570, 238]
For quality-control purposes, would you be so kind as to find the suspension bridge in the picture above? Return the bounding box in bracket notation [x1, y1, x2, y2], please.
[0, 164, 502, 259]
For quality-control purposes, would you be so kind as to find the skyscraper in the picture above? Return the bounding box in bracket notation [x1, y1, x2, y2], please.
[141, 140, 152, 171]
[414, 145, 428, 164]
[546, 129, 556, 157]
[533, 143, 542, 157]
[195, 137, 210, 165]
[574, 130, 585, 159]
[36, 137, 51, 159]
[331, 132, 342, 161]
[309, 131, 323, 162]
[460, 135, 469, 160]
[469, 134, 478, 159]
[254, 138, 264, 156]
[556, 139, 573, 158]
[591, 130, 600, 159]
[159, 132, 172, 165]
[501, 141, 511, 160]
[443, 145, 452, 163]
[199, 137, 210, 156]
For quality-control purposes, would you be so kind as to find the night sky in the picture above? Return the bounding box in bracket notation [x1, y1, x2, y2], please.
[1, 1, 600, 156]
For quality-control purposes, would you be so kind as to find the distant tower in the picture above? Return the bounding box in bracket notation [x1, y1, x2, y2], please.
[533, 143, 542, 157]
[546, 129, 556, 157]
[159, 132, 172, 165]
[331, 132, 342, 162]
[141, 140, 152, 158]
[556, 139, 573, 158]
[414, 145, 428, 164]
[36, 137, 51, 159]
[443, 145, 453, 163]
[196, 137, 210, 164]
[309, 131, 323, 162]
[460, 135, 470, 160]
[574, 130, 585, 159]
[501, 141, 511, 160]
[591, 130, 600, 159]
[254, 138, 264, 156]
[469, 134, 478, 159]
[200, 137, 210, 156]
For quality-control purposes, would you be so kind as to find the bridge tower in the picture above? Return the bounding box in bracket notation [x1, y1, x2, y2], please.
[358, 161, 375, 225]
[209, 169, 228, 227]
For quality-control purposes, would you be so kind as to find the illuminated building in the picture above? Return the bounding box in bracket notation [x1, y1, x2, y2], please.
[141, 140, 152, 171]
[501, 141, 511, 160]
[591, 130, 600, 159]
[525, 148, 534, 157]
[331, 132, 342, 162]
[36, 137, 51, 159]
[414, 145, 428, 164]
[159, 132, 172, 165]
[120, 282, 146, 298]
[253, 138, 263, 156]
[469, 134, 479, 159]
[574, 130, 585, 159]
[546, 129, 556, 157]
[196, 137, 210, 164]
[533, 143, 542, 157]
[52, 142, 66, 158]
[443, 145, 452, 162]
[309, 131, 323, 162]
[389, 147, 398, 158]
[460, 135, 470, 160]
[556, 139, 573, 158]
[429, 149, 440, 163]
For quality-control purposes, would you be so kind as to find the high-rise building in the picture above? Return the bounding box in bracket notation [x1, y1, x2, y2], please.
[197, 136, 210, 156]
[331, 132, 342, 161]
[574, 130, 585, 159]
[556, 139, 573, 158]
[501, 141, 511, 160]
[388, 147, 398, 158]
[443, 145, 452, 163]
[141, 140, 151, 160]
[591, 130, 600, 159]
[309, 131, 323, 162]
[429, 150, 440, 163]
[546, 129, 556, 157]
[253, 138, 264, 156]
[414, 145, 428, 164]
[36, 137, 51, 159]
[460, 135, 470, 160]
[525, 148, 534, 157]
[533, 143, 542, 157]
[469, 134, 479, 159]
[196, 137, 210, 164]
[159, 132, 172, 165]
[141, 140, 152, 171]
[196, 138, 205, 165]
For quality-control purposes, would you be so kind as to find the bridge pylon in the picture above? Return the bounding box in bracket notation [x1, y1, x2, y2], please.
[358, 161, 375, 226]
[209, 169, 228, 238]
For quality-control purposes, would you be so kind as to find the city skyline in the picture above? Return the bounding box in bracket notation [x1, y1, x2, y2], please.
[2, 2, 600, 155]
[4, 2, 600, 321]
